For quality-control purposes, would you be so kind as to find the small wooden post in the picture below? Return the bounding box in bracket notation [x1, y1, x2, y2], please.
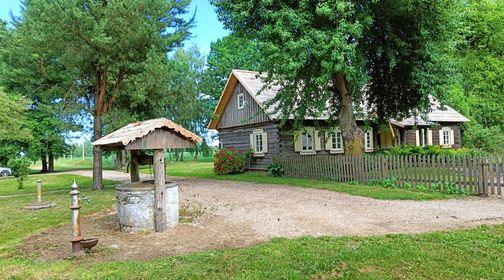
[130, 150, 140, 183]
[36, 179, 42, 203]
[479, 158, 489, 196]
[153, 149, 166, 232]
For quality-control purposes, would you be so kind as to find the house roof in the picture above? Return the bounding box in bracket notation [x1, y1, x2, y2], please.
[208, 69, 469, 129]
[94, 118, 202, 149]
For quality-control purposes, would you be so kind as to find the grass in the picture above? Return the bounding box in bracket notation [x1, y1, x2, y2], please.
[0, 174, 117, 196]
[30, 157, 114, 172]
[143, 161, 461, 200]
[0, 187, 503, 279]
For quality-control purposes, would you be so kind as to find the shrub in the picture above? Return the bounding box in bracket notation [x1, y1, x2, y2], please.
[7, 157, 31, 189]
[379, 144, 488, 157]
[267, 163, 284, 177]
[213, 148, 247, 175]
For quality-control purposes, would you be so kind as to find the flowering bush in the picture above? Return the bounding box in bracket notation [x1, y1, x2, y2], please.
[214, 148, 247, 175]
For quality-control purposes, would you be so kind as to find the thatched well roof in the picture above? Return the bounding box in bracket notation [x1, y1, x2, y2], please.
[93, 118, 202, 150]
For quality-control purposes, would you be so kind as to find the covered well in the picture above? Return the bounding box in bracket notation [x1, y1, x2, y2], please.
[93, 118, 202, 232]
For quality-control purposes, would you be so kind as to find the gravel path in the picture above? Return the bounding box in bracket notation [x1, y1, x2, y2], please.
[23, 170, 504, 261]
[67, 169, 504, 238]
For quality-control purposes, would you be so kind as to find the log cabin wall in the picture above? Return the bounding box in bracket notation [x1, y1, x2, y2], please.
[219, 122, 280, 170]
[217, 82, 270, 129]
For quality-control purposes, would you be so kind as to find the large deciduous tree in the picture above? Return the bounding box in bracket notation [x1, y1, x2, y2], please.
[212, 0, 457, 155]
[18, 0, 193, 189]
[446, 0, 504, 153]
[201, 34, 261, 102]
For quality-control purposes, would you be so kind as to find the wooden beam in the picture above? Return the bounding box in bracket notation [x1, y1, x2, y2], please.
[130, 150, 140, 183]
[153, 149, 166, 232]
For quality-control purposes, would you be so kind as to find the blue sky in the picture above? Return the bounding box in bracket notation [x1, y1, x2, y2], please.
[0, 0, 229, 55]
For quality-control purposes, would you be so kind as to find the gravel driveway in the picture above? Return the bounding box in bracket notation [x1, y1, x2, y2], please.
[67, 169, 504, 238]
[27, 170, 504, 261]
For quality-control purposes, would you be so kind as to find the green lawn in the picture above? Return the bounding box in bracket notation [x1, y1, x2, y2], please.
[0, 186, 503, 279]
[0, 174, 117, 196]
[145, 161, 461, 200]
[30, 157, 114, 172]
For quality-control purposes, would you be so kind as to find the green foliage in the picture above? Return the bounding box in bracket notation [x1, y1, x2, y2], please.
[213, 148, 247, 175]
[379, 145, 488, 157]
[0, 89, 31, 142]
[446, 0, 504, 152]
[267, 163, 284, 177]
[201, 34, 261, 102]
[369, 178, 398, 188]
[462, 124, 504, 154]
[370, 177, 468, 195]
[7, 157, 31, 189]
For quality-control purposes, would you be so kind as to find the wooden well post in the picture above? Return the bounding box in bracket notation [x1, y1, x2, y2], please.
[153, 149, 166, 231]
[130, 150, 140, 183]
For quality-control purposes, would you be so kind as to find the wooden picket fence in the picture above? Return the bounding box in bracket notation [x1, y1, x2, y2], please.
[273, 154, 504, 196]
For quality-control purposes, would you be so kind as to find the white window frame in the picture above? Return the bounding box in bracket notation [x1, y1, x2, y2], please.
[329, 130, 344, 154]
[441, 127, 453, 148]
[250, 129, 267, 157]
[365, 128, 374, 152]
[254, 133, 263, 154]
[301, 131, 316, 155]
[237, 93, 245, 110]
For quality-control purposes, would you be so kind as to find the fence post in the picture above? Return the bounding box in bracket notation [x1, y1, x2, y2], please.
[479, 158, 489, 196]
[382, 157, 389, 178]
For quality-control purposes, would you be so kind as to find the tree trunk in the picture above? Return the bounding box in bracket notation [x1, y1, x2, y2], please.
[48, 152, 54, 172]
[114, 151, 123, 170]
[335, 73, 362, 155]
[180, 149, 184, 161]
[41, 154, 48, 173]
[194, 144, 198, 161]
[92, 104, 103, 190]
[92, 71, 106, 191]
[174, 149, 179, 161]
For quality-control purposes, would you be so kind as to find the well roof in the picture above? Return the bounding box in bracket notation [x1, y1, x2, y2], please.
[93, 118, 202, 148]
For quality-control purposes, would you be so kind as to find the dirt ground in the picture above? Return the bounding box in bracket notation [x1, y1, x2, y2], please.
[22, 171, 504, 262]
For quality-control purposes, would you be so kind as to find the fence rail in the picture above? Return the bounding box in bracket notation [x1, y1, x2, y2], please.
[273, 154, 504, 196]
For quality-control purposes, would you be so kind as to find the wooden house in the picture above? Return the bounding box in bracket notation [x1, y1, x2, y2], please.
[208, 70, 470, 170]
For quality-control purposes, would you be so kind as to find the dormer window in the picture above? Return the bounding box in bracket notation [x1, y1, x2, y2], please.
[237, 93, 244, 109]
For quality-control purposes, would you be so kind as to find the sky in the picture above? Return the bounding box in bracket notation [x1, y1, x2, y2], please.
[0, 0, 227, 144]
[0, 0, 229, 55]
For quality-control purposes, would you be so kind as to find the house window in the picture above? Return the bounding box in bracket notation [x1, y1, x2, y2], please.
[250, 129, 267, 156]
[439, 127, 453, 148]
[395, 129, 402, 145]
[237, 93, 244, 109]
[443, 129, 450, 145]
[365, 128, 374, 152]
[255, 133, 263, 153]
[419, 129, 427, 147]
[331, 131, 343, 151]
[302, 131, 314, 152]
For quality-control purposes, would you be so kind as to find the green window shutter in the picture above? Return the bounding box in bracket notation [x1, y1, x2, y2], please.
[294, 130, 302, 152]
[250, 133, 255, 151]
[325, 132, 332, 150]
[314, 130, 322, 151]
[262, 132, 268, 153]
